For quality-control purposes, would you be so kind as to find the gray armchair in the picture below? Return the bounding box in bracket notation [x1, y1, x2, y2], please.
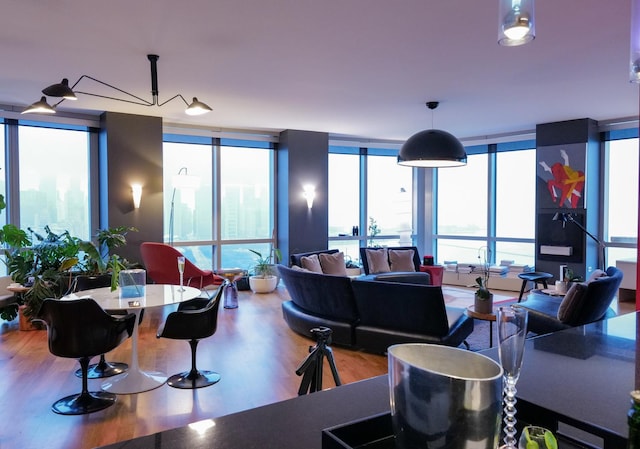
[514, 266, 623, 336]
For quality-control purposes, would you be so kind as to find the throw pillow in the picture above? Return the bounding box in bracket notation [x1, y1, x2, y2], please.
[557, 282, 588, 323]
[365, 248, 391, 274]
[319, 252, 347, 276]
[291, 265, 313, 273]
[300, 254, 323, 273]
[388, 249, 416, 272]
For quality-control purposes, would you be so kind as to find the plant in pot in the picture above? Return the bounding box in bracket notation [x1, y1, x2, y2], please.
[76, 226, 138, 292]
[0, 224, 80, 325]
[473, 246, 493, 314]
[248, 248, 281, 293]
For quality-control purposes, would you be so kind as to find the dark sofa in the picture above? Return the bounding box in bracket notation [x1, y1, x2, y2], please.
[278, 264, 473, 354]
[515, 266, 623, 335]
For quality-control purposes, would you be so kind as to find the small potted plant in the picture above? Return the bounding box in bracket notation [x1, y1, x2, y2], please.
[248, 248, 281, 293]
[474, 246, 493, 314]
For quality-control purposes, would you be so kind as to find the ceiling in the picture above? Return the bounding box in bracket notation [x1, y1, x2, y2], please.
[0, 0, 637, 143]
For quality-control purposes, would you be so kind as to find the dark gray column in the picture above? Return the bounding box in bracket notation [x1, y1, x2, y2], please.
[535, 118, 600, 281]
[277, 130, 329, 264]
[99, 112, 164, 265]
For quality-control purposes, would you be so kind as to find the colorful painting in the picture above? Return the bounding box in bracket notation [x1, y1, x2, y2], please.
[536, 143, 586, 209]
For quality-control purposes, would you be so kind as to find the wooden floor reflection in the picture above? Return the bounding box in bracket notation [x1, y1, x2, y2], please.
[0, 286, 387, 449]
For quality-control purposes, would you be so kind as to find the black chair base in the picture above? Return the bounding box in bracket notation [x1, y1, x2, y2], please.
[52, 391, 116, 415]
[75, 355, 128, 379]
[167, 370, 221, 389]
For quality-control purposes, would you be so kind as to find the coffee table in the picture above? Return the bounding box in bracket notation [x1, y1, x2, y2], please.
[65, 284, 200, 393]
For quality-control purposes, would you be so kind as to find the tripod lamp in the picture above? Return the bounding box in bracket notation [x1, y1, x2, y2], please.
[168, 167, 201, 246]
[552, 212, 605, 270]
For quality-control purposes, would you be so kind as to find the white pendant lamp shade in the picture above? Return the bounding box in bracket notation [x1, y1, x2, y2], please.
[498, 0, 535, 46]
[631, 0, 640, 82]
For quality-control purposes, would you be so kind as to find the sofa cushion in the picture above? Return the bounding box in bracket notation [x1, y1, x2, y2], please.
[300, 254, 323, 273]
[557, 282, 588, 323]
[290, 249, 339, 268]
[365, 248, 391, 274]
[277, 265, 359, 322]
[319, 252, 347, 276]
[388, 249, 416, 272]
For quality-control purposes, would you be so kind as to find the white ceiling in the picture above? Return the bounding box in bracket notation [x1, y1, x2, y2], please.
[0, 0, 637, 142]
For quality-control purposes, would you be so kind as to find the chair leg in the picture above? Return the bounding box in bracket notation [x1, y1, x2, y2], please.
[166, 339, 221, 389]
[52, 356, 117, 415]
[75, 354, 128, 379]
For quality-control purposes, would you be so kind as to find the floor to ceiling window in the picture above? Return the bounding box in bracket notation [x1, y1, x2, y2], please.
[367, 153, 413, 247]
[436, 152, 489, 263]
[328, 150, 361, 262]
[435, 142, 536, 266]
[163, 135, 275, 272]
[328, 146, 412, 263]
[18, 123, 91, 239]
[604, 132, 639, 265]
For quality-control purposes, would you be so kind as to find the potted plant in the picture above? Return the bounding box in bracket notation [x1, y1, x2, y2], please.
[248, 248, 281, 293]
[473, 246, 493, 314]
[76, 226, 138, 291]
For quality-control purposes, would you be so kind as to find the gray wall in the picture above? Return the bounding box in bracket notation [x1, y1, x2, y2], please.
[277, 130, 329, 264]
[99, 112, 164, 265]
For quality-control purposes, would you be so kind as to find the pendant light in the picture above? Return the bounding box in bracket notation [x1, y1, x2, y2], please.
[630, 0, 640, 82]
[397, 101, 467, 168]
[498, 0, 535, 47]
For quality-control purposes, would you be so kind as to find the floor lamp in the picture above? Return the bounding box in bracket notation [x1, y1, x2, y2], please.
[552, 212, 606, 271]
[168, 167, 200, 246]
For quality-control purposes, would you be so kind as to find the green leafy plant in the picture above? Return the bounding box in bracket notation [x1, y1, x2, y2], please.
[248, 247, 281, 278]
[77, 226, 138, 291]
[345, 255, 360, 269]
[474, 246, 492, 300]
[368, 217, 381, 247]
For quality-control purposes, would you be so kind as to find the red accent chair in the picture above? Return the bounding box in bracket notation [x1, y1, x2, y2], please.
[140, 242, 223, 289]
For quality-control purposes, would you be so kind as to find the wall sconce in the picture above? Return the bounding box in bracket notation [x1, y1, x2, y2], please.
[131, 184, 142, 209]
[302, 185, 316, 209]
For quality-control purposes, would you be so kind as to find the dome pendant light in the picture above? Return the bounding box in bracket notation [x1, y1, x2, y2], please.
[498, 0, 535, 47]
[398, 101, 467, 168]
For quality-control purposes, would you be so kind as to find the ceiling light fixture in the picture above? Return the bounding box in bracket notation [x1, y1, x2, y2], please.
[630, 0, 640, 82]
[397, 101, 467, 168]
[498, 0, 535, 47]
[22, 96, 56, 114]
[22, 54, 212, 116]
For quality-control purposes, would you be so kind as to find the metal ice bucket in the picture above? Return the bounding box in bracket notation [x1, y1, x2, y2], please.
[388, 343, 503, 449]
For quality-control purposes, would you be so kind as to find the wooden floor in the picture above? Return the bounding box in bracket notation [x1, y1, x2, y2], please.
[0, 286, 388, 449]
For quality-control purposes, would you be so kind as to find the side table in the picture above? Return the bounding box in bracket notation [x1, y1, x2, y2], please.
[465, 305, 497, 347]
[216, 268, 246, 309]
[419, 265, 444, 286]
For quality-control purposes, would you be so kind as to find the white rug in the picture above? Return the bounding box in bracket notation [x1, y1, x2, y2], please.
[442, 286, 518, 309]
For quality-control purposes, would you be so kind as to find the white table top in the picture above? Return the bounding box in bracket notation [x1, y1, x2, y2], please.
[64, 284, 201, 310]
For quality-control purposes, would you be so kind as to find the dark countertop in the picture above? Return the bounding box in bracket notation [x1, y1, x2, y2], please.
[97, 312, 639, 449]
[96, 375, 391, 449]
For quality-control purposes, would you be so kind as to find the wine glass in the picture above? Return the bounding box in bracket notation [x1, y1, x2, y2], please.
[497, 305, 528, 449]
[518, 426, 557, 449]
[177, 256, 185, 292]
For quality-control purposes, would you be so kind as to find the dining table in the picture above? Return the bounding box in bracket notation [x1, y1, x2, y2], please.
[64, 284, 201, 394]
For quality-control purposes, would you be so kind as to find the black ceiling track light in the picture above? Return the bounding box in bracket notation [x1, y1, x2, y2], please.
[23, 54, 212, 116]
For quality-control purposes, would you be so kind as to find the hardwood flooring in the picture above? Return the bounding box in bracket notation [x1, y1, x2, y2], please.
[0, 286, 387, 449]
[0, 285, 634, 449]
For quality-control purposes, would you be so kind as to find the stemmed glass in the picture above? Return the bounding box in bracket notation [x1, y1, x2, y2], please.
[177, 256, 185, 292]
[497, 305, 528, 449]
